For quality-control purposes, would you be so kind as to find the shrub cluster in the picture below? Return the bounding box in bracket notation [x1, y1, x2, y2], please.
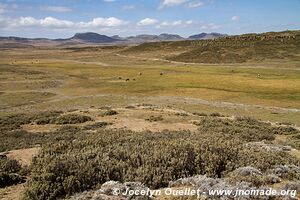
[53, 114, 92, 125]
[0, 112, 98, 152]
[24, 116, 299, 200]
[0, 157, 25, 187]
[101, 110, 118, 116]
[145, 115, 163, 122]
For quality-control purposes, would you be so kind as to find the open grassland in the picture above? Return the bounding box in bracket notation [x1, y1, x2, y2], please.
[0, 43, 299, 125]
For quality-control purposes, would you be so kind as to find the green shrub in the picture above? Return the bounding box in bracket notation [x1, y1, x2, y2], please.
[0, 157, 21, 173]
[272, 126, 299, 135]
[145, 115, 163, 122]
[53, 114, 92, 124]
[192, 112, 207, 116]
[210, 112, 222, 117]
[24, 116, 299, 199]
[101, 110, 118, 116]
[0, 172, 25, 187]
[34, 111, 62, 125]
[82, 122, 110, 130]
[0, 157, 25, 188]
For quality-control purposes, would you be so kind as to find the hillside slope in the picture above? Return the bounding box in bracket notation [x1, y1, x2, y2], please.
[123, 30, 300, 63]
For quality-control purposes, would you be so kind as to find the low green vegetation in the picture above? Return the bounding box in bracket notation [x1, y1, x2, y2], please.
[101, 109, 118, 116]
[53, 114, 92, 124]
[0, 112, 95, 152]
[21, 116, 299, 200]
[146, 115, 163, 122]
[0, 157, 25, 188]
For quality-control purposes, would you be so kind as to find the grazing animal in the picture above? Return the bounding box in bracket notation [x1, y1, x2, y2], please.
[133, 78, 136, 81]
[139, 72, 142, 76]
[160, 72, 164, 76]
[126, 78, 130, 81]
[118, 77, 122, 79]
[0, 152, 7, 158]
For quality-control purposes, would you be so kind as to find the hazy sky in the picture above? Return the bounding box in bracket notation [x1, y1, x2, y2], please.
[0, 0, 299, 38]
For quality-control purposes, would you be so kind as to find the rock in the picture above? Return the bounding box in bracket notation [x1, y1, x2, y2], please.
[69, 181, 151, 200]
[266, 174, 281, 184]
[245, 142, 292, 152]
[271, 165, 300, 179]
[282, 181, 300, 191]
[232, 166, 263, 176]
[100, 181, 151, 199]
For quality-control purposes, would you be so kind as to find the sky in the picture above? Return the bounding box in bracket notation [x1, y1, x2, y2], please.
[0, 0, 299, 38]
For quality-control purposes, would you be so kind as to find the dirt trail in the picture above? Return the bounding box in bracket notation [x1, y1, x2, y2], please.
[0, 184, 25, 200]
[7, 147, 40, 166]
[0, 147, 40, 200]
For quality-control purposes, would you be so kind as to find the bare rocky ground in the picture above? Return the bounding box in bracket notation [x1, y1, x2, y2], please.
[67, 166, 300, 200]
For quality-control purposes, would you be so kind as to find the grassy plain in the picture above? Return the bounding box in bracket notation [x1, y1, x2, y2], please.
[0, 45, 299, 125]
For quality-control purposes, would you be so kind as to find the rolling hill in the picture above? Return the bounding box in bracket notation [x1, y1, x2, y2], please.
[122, 30, 300, 63]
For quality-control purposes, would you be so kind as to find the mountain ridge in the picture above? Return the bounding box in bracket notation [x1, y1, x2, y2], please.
[0, 32, 227, 46]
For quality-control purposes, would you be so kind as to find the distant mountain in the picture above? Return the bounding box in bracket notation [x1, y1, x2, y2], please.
[188, 32, 228, 40]
[0, 32, 229, 47]
[158, 33, 183, 40]
[125, 33, 184, 43]
[70, 32, 120, 43]
[111, 35, 123, 40]
[125, 34, 159, 43]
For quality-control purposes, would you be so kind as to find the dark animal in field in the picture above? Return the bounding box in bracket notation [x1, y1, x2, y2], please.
[133, 78, 136, 81]
[160, 72, 164, 76]
[139, 72, 142, 76]
[0, 152, 7, 158]
[126, 78, 130, 81]
[118, 77, 122, 79]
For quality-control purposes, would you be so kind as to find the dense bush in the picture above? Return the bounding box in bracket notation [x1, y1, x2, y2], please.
[0, 111, 63, 131]
[34, 111, 63, 125]
[53, 114, 92, 124]
[0, 157, 25, 187]
[0, 129, 49, 152]
[0, 173, 25, 187]
[0, 112, 94, 151]
[0, 114, 32, 131]
[0, 156, 21, 173]
[101, 110, 118, 116]
[197, 117, 276, 142]
[145, 115, 163, 122]
[24, 116, 299, 200]
[82, 122, 110, 130]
